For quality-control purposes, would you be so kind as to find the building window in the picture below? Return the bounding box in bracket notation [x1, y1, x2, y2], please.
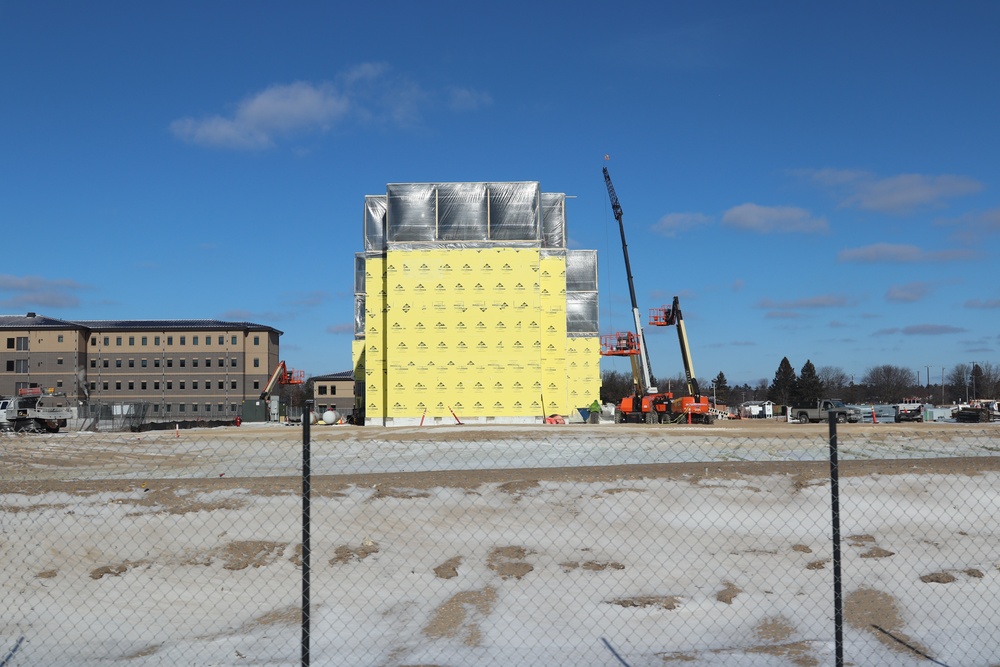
[218, 404, 224, 412]
[180, 359, 186, 367]
[141, 359, 147, 368]
[165, 404, 172, 412]
[154, 382, 160, 390]
[167, 336, 173, 345]
[103, 382, 109, 390]
[180, 336, 186, 345]
[58, 335, 64, 343]
[57, 357, 63, 365]
[167, 382, 173, 390]
[179, 404, 185, 413]
[154, 359, 160, 368]
[253, 381, 260, 390]
[128, 381, 134, 390]
[193, 336, 199, 345]
[231, 381, 237, 389]
[192, 359, 199, 368]
[318, 386, 328, 395]
[16, 336, 29, 351]
[192, 381, 199, 389]
[56, 381, 63, 388]
[90, 359, 96, 368]
[231, 336, 237, 345]
[5, 338, 13, 349]
[153, 404, 159, 413]
[129, 336, 135, 346]
[179, 382, 186, 390]
[231, 358, 237, 367]
[141, 381, 147, 390]
[90, 382, 96, 390]
[141, 336, 147, 345]
[218, 381, 224, 389]
[91, 337, 97, 346]
[116, 337, 122, 346]
[116, 360, 122, 368]
[218, 336, 224, 345]
[205, 358, 212, 367]
[205, 404, 211, 412]
[103, 360, 109, 368]
[115, 381, 122, 390]
[167, 359, 173, 368]
[15, 359, 28, 373]
[253, 358, 260, 368]
[218, 358, 224, 367]
[192, 404, 198, 412]
[254, 336, 260, 345]
[104, 336, 110, 346]
[128, 359, 135, 368]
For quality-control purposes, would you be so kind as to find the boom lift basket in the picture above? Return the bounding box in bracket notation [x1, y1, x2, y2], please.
[600, 332, 641, 357]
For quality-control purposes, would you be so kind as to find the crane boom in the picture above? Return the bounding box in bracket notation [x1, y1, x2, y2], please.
[655, 297, 702, 401]
[603, 166, 654, 394]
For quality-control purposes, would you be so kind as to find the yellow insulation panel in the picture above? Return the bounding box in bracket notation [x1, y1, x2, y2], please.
[363, 247, 599, 422]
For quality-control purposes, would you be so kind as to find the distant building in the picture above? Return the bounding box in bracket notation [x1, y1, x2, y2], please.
[354, 181, 602, 426]
[0, 312, 281, 419]
[311, 370, 357, 415]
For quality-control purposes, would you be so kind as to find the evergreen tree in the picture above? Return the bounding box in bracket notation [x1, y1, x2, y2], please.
[795, 360, 824, 405]
[768, 357, 797, 408]
[712, 371, 730, 405]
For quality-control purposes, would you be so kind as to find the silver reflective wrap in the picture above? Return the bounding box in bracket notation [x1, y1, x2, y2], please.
[387, 184, 436, 242]
[354, 294, 366, 338]
[541, 192, 565, 248]
[365, 196, 387, 251]
[566, 292, 598, 334]
[488, 182, 540, 241]
[438, 183, 488, 240]
[354, 253, 366, 294]
[566, 250, 597, 292]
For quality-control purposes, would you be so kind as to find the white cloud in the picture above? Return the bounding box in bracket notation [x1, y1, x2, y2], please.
[838, 243, 975, 263]
[885, 282, 931, 303]
[0, 274, 87, 309]
[651, 212, 712, 237]
[800, 168, 982, 215]
[721, 204, 827, 234]
[757, 294, 852, 309]
[170, 65, 488, 150]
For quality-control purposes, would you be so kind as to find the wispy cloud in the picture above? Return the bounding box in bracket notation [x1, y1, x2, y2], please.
[799, 168, 982, 215]
[886, 282, 931, 303]
[764, 311, 804, 319]
[652, 212, 712, 237]
[757, 294, 852, 309]
[722, 204, 827, 234]
[0, 274, 87, 310]
[326, 323, 355, 334]
[936, 207, 1000, 242]
[219, 309, 295, 323]
[838, 243, 976, 263]
[965, 298, 1000, 309]
[873, 324, 967, 336]
[170, 64, 488, 150]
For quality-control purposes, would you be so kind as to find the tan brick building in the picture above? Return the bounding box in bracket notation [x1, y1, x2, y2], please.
[0, 313, 281, 420]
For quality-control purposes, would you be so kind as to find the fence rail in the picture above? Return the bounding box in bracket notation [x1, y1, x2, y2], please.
[2, 419, 999, 665]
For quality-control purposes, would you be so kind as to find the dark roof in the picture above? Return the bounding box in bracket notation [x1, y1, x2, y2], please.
[0, 313, 282, 335]
[0, 314, 84, 329]
[312, 370, 354, 381]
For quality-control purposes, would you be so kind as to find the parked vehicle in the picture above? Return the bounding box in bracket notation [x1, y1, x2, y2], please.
[0, 397, 11, 431]
[894, 399, 925, 423]
[793, 399, 863, 424]
[4, 388, 73, 432]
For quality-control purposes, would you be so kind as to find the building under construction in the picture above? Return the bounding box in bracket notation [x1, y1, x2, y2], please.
[354, 182, 601, 426]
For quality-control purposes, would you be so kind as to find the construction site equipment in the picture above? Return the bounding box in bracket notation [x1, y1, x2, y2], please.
[601, 166, 713, 424]
[242, 361, 305, 422]
[3, 387, 74, 433]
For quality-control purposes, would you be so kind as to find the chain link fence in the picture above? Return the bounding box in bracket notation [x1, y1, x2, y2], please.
[2, 419, 999, 665]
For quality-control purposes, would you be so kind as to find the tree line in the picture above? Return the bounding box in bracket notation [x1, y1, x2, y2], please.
[601, 359, 1000, 407]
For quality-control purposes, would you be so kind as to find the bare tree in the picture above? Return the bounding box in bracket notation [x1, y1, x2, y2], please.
[818, 366, 850, 396]
[946, 363, 972, 403]
[861, 365, 914, 403]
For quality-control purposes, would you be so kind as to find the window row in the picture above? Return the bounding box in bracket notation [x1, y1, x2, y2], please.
[5, 337, 29, 350]
[90, 335, 262, 347]
[89, 358, 245, 369]
[151, 404, 240, 413]
[88, 380, 256, 391]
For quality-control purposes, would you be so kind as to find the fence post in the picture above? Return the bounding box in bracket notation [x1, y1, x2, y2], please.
[302, 400, 313, 667]
[828, 412, 844, 667]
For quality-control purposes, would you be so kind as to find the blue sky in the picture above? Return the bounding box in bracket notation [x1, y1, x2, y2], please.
[3, 1, 999, 387]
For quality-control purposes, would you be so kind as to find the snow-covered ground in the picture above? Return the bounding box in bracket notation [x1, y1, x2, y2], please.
[2, 423, 1000, 665]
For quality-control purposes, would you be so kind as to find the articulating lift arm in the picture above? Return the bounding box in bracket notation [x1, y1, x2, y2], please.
[654, 296, 702, 401]
[603, 166, 654, 395]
